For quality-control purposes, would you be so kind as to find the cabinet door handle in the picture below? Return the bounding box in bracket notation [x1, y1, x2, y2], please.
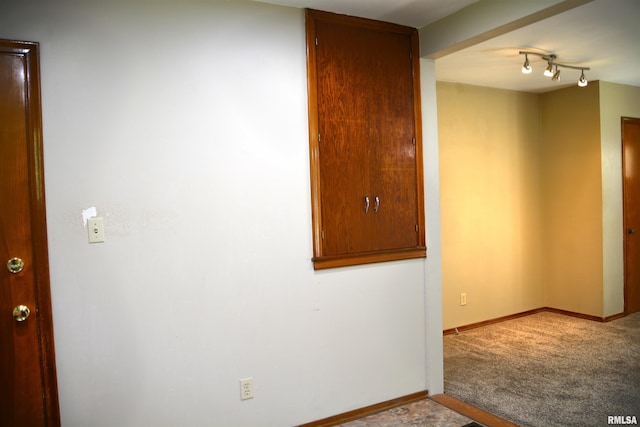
[374, 196, 380, 213]
[364, 196, 370, 213]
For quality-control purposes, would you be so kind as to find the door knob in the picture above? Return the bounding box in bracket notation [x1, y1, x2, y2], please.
[629, 229, 636, 235]
[12, 305, 31, 322]
[6, 257, 24, 274]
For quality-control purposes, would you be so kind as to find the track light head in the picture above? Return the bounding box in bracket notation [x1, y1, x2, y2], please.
[544, 62, 554, 77]
[578, 69, 588, 87]
[522, 55, 532, 74]
[552, 67, 561, 81]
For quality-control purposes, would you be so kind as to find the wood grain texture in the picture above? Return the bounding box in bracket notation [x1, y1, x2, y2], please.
[306, 10, 426, 269]
[623, 117, 640, 314]
[0, 39, 60, 427]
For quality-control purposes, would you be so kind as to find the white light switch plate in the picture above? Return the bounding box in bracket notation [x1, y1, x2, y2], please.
[87, 217, 105, 243]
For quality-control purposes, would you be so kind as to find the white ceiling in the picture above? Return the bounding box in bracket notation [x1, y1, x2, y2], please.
[252, 0, 479, 28]
[254, 0, 640, 93]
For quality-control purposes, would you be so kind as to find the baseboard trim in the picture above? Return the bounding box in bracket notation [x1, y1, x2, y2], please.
[538, 307, 626, 323]
[296, 390, 428, 427]
[443, 308, 546, 335]
[430, 394, 518, 427]
[544, 307, 626, 322]
[443, 307, 627, 335]
[604, 312, 626, 322]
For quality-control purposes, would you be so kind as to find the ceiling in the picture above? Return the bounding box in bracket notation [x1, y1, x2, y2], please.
[253, 0, 640, 93]
[253, 0, 479, 28]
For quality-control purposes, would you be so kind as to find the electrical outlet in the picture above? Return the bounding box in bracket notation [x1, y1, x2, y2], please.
[460, 293, 467, 306]
[240, 377, 254, 400]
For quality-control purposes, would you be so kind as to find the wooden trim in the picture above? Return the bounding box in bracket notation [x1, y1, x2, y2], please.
[411, 29, 426, 250]
[543, 307, 625, 323]
[444, 307, 627, 335]
[430, 394, 519, 427]
[604, 312, 626, 322]
[443, 308, 545, 335]
[296, 391, 428, 427]
[304, 9, 323, 261]
[312, 247, 426, 270]
[306, 9, 416, 35]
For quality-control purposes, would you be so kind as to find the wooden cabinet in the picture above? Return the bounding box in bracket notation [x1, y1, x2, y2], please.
[306, 10, 426, 269]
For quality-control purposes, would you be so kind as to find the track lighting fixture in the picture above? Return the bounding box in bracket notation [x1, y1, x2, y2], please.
[521, 54, 532, 74]
[544, 60, 555, 77]
[578, 69, 588, 87]
[519, 51, 590, 87]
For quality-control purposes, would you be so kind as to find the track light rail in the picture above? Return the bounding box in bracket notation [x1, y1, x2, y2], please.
[519, 50, 590, 87]
[519, 51, 590, 71]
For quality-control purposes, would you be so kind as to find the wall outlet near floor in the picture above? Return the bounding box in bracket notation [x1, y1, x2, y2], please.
[460, 292, 467, 306]
[240, 377, 254, 400]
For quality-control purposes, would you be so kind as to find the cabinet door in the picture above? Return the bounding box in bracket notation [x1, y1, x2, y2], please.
[307, 10, 426, 269]
[367, 30, 420, 251]
[316, 21, 374, 255]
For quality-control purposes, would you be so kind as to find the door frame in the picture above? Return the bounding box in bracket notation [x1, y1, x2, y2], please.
[1, 39, 60, 426]
[622, 116, 640, 315]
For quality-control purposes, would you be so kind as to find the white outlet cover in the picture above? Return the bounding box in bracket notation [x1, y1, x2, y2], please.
[240, 377, 254, 400]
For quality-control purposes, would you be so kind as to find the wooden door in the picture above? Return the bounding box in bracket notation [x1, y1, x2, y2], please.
[0, 39, 60, 426]
[623, 117, 640, 314]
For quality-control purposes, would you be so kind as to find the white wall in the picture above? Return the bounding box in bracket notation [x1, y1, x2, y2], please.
[420, 58, 444, 394]
[1, 1, 440, 425]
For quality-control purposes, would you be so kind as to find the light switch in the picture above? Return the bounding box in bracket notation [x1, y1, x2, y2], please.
[87, 217, 105, 243]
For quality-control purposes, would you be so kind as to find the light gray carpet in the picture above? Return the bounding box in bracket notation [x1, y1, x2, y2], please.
[444, 311, 640, 427]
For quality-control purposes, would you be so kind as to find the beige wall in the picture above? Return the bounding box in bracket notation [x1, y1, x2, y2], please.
[540, 84, 603, 316]
[439, 81, 640, 328]
[599, 82, 640, 316]
[437, 83, 544, 329]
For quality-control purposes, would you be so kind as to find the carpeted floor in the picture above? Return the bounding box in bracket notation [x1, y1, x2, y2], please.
[444, 311, 640, 427]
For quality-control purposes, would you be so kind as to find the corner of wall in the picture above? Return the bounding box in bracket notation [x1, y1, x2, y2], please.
[420, 58, 444, 395]
[540, 83, 604, 317]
